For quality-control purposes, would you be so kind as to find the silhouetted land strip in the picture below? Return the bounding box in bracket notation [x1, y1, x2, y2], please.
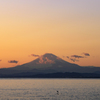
[0, 72, 100, 78]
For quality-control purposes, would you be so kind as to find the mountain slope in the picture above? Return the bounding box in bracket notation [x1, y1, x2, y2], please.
[0, 53, 100, 77]
[9, 53, 81, 73]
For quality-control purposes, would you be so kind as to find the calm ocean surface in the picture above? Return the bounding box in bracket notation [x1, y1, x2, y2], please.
[0, 79, 100, 100]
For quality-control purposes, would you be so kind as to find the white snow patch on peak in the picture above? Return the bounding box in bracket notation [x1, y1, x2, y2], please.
[38, 56, 55, 64]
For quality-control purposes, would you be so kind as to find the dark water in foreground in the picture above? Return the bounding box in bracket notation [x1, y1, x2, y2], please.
[0, 79, 100, 100]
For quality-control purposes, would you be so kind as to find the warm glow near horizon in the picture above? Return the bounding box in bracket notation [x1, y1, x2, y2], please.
[0, 0, 100, 68]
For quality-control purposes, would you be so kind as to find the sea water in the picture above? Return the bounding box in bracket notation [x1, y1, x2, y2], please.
[0, 79, 100, 100]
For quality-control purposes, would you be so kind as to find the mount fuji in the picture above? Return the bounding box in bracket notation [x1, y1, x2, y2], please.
[0, 53, 100, 78]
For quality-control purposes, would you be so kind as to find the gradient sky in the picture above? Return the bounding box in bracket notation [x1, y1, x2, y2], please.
[0, 0, 100, 68]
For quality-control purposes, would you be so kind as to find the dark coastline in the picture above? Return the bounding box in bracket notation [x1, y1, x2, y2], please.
[0, 72, 100, 78]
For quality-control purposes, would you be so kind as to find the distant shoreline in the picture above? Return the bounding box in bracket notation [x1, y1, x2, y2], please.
[0, 72, 100, 78]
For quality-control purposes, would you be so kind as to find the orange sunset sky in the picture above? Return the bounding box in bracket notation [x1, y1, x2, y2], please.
[0, 0, 100, 68]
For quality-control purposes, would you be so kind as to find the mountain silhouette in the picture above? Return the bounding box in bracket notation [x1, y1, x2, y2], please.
[0, 53, 100, 77]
